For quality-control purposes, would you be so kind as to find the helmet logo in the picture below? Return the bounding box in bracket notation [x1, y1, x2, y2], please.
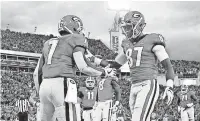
[72, 17, 83, 32]
[58, 19, 64, 31]
[158, 35, 164, 43]
[132, 14, 141, 18]
[69, 79, 76, 84]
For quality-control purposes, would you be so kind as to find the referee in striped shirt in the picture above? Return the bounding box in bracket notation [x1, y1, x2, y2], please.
[15, 94, 30, 121]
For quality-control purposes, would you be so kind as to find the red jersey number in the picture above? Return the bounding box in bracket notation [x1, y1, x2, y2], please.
[47, 39, 59, 65]
[125, 47, 143, 67]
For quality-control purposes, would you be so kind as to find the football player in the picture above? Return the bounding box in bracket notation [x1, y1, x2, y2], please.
[78, 77, 98, 121]
[93, 76, 121, 121]
[33, 15, 116, 121]
[85, 11, 175, 121]
[177, 80, 198, 121]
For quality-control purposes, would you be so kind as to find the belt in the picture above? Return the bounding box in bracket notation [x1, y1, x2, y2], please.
[83, 107, 93, 110]
[18, 112, 28, 114]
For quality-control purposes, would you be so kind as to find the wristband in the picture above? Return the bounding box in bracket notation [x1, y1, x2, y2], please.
[94, 58, 102, 66]
[115, 101, 120, 106]
[166, 79, 173, 88]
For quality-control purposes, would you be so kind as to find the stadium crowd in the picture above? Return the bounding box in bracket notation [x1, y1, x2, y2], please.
[1, 72, 200, 121]
[1, 71, 37, 121]
[1, 29, 199, 76]
[1, 29, 200, 121]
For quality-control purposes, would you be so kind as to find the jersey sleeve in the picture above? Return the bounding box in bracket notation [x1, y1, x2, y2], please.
[69, 34, 88, 50]
[150, 33, 166, 48]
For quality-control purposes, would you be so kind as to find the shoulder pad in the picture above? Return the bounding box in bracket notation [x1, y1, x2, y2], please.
[64, 34, 88, 49]
[148, 33, 166, 47]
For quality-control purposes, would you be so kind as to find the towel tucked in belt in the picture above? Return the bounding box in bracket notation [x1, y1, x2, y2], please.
[65, 78, 77, 104]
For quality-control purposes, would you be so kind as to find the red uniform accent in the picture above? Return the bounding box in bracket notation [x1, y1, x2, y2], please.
[79, 87, 97, 108]
[121, 33, 165, 83]
[42, 34, 88, 78]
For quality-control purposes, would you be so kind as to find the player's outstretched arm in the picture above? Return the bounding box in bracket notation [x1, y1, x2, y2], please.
[101, 52, 127, 69]
[73, 47, 116, 77]
[85, 49, 127, 69]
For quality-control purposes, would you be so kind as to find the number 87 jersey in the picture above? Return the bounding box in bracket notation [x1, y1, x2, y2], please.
[121, 33, 166, 83]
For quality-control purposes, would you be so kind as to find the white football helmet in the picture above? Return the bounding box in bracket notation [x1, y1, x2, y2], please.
[181, 79, 190, 93]
[85, 77, 95, 89]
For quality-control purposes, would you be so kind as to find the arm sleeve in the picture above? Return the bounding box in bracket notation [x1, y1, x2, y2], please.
[152, 45, 169, 62]
[152, 35, 175, 82]
[73, 46, 105, 76]
[160, 58, 175, 82]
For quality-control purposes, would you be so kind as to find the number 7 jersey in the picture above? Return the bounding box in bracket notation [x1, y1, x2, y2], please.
[42, 34, 88, 78]
[121, 33, 166, 83]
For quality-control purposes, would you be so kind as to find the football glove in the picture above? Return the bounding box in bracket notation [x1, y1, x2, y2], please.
[162, 86, 174, 105]
[104, 66, 117, 77]
[85, 49, 94, 62]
